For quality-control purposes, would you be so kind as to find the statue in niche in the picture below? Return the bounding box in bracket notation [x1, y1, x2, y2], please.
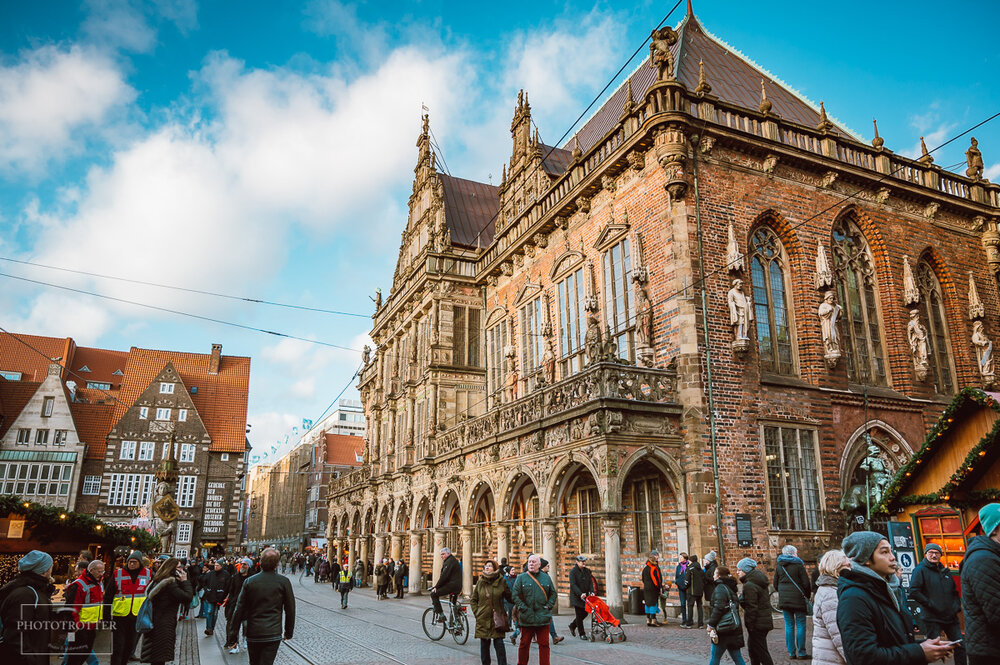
[584, 302, 604, 365]
[972, 320, 995, 386]
[503, 346, 518, 403]
[818, 291, 842, 368]
[841, 441, 894, 514]
[907, 310, 930, 381]
[966, 137, 985, 180]
[540, 339, 556, 386]
[649, 27, 678, 81]
[635, 280, 654, 366]
[727, 279, 753, 353]
[515, 524, 527, 547]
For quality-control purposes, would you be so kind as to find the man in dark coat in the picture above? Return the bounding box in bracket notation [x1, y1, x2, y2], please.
[836, 531, 954, 665]
[393, 560, 407, 598]
[224, 558, 253, 653]
[684, 554, 706, 628]
[773, 544, 811, 659]
[202, 560, 230, 636]
[567, 555, 595, 639]
[909, 542, 965, 665]
[0, 550, 53, 665]
[961, 503, 1000, 665]
[641, 551, 664, 626]
[429, 547, 462, 619]
[737, 558, 773, 665]
[703, 550, 718, 602]
[232, 548, 294, 665]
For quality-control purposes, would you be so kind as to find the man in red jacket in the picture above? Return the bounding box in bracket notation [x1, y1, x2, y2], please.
[63, 560, 106, 665]
[108, 552, 150, 665]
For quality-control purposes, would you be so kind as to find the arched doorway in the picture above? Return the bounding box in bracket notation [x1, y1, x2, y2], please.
[840, 422, 909, 533]
[503, 472, 541, 564]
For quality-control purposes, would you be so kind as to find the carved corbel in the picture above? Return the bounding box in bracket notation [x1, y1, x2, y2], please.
[761, 154, 779, 175]
[700, 136, 716, 155]
[500, 261, 513, 276]
[821, 171, 839, 188]
[875, 187, 891, 204]
[924, 202, 940, 219]
[577, 196, 591, 214]
[628, 149, 645, 171]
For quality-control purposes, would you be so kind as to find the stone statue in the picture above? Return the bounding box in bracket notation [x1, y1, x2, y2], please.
[635, 280, 654, 366]
[540, 339, 556, 386]
[150, 480, 176, 550]
[972, 320, 995, 386]
[584, 303, 604, 365]
[818, 291, 842, 368]
[372, 288, 382, 310]
[907, 309, 930, 381]
[515, 524, 527, 547]
[503, 347, 518, 403]
[649, 27, 678, 81]
[362, 345, 371, 365]
[840, 443, 893, 513]
[966, 137, 985, 180]
[727, 279, 753, 353]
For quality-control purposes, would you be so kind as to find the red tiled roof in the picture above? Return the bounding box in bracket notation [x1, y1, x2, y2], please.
[439, 173, 498, 248]
[324, 433, 364, 467]
[69, 346, 129, 403]
[113, 347, 251, 453]
[0, 377, 41, 439]
[70, 402, 116, 460]
[0, 333, 74, 383]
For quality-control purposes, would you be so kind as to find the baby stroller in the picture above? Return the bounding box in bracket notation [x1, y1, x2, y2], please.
[584, 595, 626, 643]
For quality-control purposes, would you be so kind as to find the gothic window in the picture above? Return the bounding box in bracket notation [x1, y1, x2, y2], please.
[762, 424, 823, 531]
[831, 217, 888, 385]
[486, 319, 508, 405]
[916, 262, 956, 394]
[519, 299, 543, 380]
[452, 306, 481, 367]
[632, 477, 662, 553]
[578, 486, 602, 553]
[557, 267, 586, 377]
[749, 227, 794, 375]
[602, 238, 635, 361]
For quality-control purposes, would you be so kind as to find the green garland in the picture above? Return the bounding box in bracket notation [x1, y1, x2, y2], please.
[876, 387, 999, 513]
[0, 495, 159, 551]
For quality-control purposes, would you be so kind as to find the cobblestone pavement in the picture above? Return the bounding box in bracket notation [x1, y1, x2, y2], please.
[187, 572, 815, 665]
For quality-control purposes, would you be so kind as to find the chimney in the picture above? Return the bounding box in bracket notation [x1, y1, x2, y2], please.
[209, 343, 222, 375]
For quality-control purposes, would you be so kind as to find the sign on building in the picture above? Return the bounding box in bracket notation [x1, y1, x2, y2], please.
[203, 481, 232, 539]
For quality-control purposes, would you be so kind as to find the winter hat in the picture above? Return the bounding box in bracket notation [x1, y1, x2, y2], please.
[704, 551, 718, 564]
[923, 543, 943, 556]
[240, 557, 253, 569]
[127, 550, 144, 565]
[736, 558, 757, 573]
[539, 558, 549, 569]
[842, 531, 886, 564]
[979, 503, 1000, 538]
[649, 549, 659, 558]
[575, 555, 587, 562]
[18, 550, 53, 576]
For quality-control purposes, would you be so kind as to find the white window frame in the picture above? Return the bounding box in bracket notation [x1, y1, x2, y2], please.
[177, 475, 197, 508]
[176, 521, 192, 544]
[179, 444, 195, 463]
[34, 429, 49, 445]
[155, 408, 171, 421]
[120, 440, 137, 460]
[557, 266, 587, 377]
[159, 382, 175, 394]
[42, 396, 55, 417]
[53, 430, 69, 446]
[178, 409, 187, 422]
[139, 406, 148, 420]
[174, 546, 189, 559]
[81, 475, 101, 495]
[16, 429, 31, 445]
[761, 423, 825, 532]
[138, 441, 155, 461]
[220, 453, 229, 461]
[86, 381, 111, 391]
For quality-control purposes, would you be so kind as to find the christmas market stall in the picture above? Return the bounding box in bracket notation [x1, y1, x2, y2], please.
[878, 388, 1000, 570]
[0, 494, 159, 585]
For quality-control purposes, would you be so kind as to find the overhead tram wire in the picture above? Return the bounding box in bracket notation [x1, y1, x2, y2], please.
[0, 256, 369, 318]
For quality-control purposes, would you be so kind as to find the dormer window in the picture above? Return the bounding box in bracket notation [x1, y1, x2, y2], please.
[87, 382, 111, 391]
[160, 382, 175, 394]
[0, 371, 22, 381]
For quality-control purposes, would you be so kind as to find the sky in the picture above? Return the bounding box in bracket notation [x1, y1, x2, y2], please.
[1, 0, 998, 465]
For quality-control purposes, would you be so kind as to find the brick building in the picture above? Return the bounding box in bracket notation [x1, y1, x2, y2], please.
[327, 6, 1000, 615]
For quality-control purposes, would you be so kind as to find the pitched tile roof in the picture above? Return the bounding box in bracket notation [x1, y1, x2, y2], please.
[0, 377, 42, 439]
[70, 401, 116, 460]
[113, 347, 251, 453]
[439, 173, 499, 248]
[567, 11, 855, 154]
[324, 432, 364, 467]
[0, 333, 74, 383]
[539, 144, 574, 177]
[69, 346, 129, 403]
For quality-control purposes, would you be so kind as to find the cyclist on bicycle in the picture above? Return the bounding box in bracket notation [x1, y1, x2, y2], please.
[429, 547, 463, 622]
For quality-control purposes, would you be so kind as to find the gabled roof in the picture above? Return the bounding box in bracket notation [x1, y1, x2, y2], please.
[324, 432, 364, 467]
[0, 377, 42, 439]
[113, 347, 251, 453]
[0, 333, 73, 382]
[567, 10, 855, 154]
[70, 402, 116, 460]
[439, 173, 498, 248]
[70, 346, 128, 403]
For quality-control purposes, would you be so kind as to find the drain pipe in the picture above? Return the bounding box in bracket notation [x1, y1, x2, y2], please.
[690, 134, 726, 561]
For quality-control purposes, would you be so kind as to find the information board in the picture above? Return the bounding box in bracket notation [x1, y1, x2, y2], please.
[735, 513, 753, 547]
[202, 480, 231, 538]
[887, 520, 920, 619]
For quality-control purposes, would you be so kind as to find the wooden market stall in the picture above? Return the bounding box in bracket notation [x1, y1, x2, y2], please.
[879, 388, 1000, 570]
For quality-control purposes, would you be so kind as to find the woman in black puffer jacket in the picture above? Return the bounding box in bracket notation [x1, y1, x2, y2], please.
[141, 558, 194, 665]
[706, 566, 748, 665]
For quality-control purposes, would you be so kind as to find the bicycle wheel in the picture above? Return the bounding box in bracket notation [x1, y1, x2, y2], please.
[422, 607, 446, 641]
[451, 611, 470, 645]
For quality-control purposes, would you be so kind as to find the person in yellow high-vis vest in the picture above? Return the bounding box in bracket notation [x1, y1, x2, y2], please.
[63, 559, 105, 665]
[109, 552, 150, 665]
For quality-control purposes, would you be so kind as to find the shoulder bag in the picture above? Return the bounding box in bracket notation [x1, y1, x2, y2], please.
[487, 585, 509, 632]
[780, 565, 813, 616]
[714, 586, 742, 634]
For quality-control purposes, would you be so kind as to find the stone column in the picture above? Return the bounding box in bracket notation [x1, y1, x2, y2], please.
[347, 537, 356, 579]
[390, 533, 403, 561]
[603, 514, 624, 619]
[432, 530, 447, 583]
[496, 523, 510, 565]
[359, 536, 370, 586]
[373, 534, 386, 570]
[461, 526, 474, 597]
[409, 530, 423, 595]
[541, 519, 559, 614]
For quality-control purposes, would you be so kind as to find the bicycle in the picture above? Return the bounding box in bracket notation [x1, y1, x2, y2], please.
[421, 595, 470, 645]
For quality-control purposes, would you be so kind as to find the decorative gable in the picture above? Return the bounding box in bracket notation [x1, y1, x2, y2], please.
[593, 217, 631, 251]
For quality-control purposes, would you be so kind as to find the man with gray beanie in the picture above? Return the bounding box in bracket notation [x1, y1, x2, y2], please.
[0, 550, 54, 664]
[836, 531, 954, 665]
[960, 502, 1000, 665]
[908, 543, 964, 665]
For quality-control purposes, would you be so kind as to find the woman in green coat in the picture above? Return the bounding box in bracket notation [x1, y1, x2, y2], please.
[471, 560, 512, 665]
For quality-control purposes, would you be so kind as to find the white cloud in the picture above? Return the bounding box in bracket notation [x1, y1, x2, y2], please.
[82, 0, 199, 53]
[985, 162, 1000, 181]
[6, 292, 113, 344]
[0, 45, 135, 173]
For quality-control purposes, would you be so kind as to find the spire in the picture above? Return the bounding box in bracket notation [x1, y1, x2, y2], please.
[759, 79, 772, 116]
[415, 112, 435, 176]
[571, 135, 582, 162]
[969, 272, 985, 320]
[816, 101, 834, 133]
[871, 118, 884, 149]
[919, 136, 934, 165]
[695, 60, 712, 96]
[902, 255, 919, 306]
[687, 0, 694, 17]
[623, 77, 635, 114]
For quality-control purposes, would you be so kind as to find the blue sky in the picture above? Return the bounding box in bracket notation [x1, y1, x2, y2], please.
[1, 0, 998, 464]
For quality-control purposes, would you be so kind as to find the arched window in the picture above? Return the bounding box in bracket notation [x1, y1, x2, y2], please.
[916, 262, 956, 394]
[749, 227, 795, 375]
[831, 217, 888, 385]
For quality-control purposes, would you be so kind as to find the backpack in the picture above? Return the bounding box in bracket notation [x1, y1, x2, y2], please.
[136, 593, 154, 633]
[0, 585, 39, 644]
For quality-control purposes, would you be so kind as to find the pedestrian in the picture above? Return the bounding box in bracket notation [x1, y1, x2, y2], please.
[328, 556, 341, 591]
[811, 549, 849, 665]
[735, 558, 773, 665]
[232, 548, 295, 665]
[641, 550, 665, 626]
[707, 566, 748, 665]
[386, 559, 395, 596]
[567, 555, 596, 640]
[504, 564, 519, 645]
[201, 559, 230, 636]
[703, 550, 719, 600]
[393, 559, 406, 598]
[279, 553, 287, 574]
[375, 559, 389, 600]
[0, 549, 54, 665]
[512, 554, 556, 665]
[773, 544, 811, 660]
[837, 531, 954, 665]
[907, 542, 965, 665]
[429, 548, 463, 622]
[187, 558, 201, 619]
[316, 557, 328, 584]
[960, 502, 1000, 665]
[472, 560, 512, 665]
[140, 557, 193, 665]
[108, 551, 150, 665]
[336, 565, 354, 609]
[63, 559, 105, 665]
[354, 559, 365, 588]
[674, 552, 690, 628]
[685, 554, 706, 628]
[224, 558, 253, 654]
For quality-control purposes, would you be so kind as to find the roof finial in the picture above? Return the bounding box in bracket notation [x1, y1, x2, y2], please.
[919, 136, 934, 165]
[695, 60, 712, 96]
[759, 79, 772, 116]
[572, 135, 582, 162]
[816, 101, 834, 133]
[621, 77, 636, 116]
[871, 118, 884, 149]
[687, 0, 694, 17]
